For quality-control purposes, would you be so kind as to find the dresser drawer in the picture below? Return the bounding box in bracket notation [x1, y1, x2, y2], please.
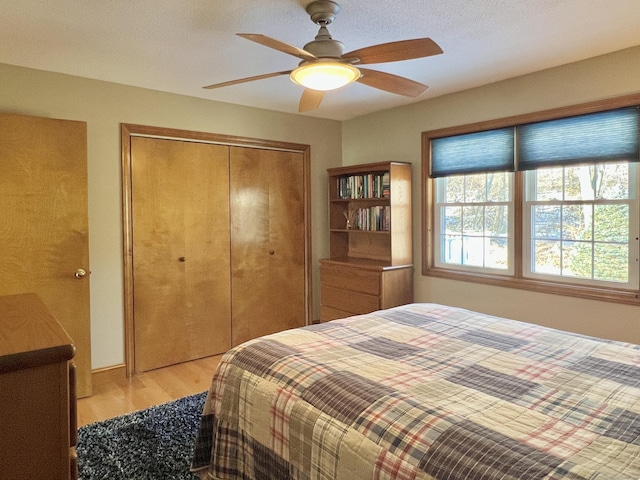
[320, 305, 355, 322]
[321, 285, 379, 315]
[320, 263, 380, 295]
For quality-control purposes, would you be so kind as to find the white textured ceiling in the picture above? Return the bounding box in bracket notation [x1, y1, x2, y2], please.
[1, 1, 640, 121]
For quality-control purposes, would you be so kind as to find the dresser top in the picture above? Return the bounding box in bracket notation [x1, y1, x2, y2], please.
[0, 293, 75, 373]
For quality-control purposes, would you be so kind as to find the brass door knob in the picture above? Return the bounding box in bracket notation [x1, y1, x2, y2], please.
[74, 268, 87, 279]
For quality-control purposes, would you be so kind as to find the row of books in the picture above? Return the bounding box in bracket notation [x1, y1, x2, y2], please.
[337, 172, 390, 199]
[349, 206, 390, 231]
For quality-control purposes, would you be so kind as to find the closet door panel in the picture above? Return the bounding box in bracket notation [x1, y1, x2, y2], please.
[229, 148, 270, 345]
[230, 147, 305, 345]
[131, 137, 231, 372]
[268, 151, 306, 327]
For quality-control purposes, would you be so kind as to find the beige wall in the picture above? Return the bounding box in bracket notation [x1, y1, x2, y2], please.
[3, 44, 640, 371]
[343, 45, 640, 344]
[0, 63, 342, 369]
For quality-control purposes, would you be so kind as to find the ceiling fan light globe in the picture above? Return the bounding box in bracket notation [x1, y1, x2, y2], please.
[290, 62, 360, 91]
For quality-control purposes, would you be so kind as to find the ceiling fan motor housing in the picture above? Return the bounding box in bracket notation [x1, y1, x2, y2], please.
[304, 26, 345, 58]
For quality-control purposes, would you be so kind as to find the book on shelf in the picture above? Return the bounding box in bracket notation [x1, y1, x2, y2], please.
[337, 172, 390, 199]
[350, 205, 390, 231]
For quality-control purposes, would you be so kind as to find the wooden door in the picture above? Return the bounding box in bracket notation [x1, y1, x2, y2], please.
[230, 147, 306, 345]
[131, 137, 231, 372]
[0, 112, 92, 397]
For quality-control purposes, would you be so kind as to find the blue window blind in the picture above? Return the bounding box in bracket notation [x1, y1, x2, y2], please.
[517, 107, 640, 170]
[431, 128, 515, 177]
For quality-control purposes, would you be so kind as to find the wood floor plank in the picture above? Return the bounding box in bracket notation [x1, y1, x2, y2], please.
[77, 355, 221, 427]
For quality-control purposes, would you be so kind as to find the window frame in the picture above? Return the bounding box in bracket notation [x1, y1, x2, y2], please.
[422, 93, 640, 306]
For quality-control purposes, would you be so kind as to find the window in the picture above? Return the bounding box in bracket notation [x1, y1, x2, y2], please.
[524, 163, 638, 289]
[434, 172, 513, 273]
[423, 97, 640, 304]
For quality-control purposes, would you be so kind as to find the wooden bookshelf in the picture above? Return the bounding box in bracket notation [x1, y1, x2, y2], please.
[320, 161, 414, 321]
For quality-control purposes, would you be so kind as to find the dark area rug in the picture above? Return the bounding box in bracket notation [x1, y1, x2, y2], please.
[77, 391, 207, 480]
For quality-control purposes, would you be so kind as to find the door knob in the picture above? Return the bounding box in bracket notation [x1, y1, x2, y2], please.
[178, 257, 186, 262]
[74, 268, 87, 279]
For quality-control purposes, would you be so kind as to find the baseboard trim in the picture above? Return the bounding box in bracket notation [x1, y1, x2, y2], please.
[92, 363, 127, 387]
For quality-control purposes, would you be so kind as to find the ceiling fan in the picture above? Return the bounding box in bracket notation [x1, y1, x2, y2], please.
[203, 0, 443, 112]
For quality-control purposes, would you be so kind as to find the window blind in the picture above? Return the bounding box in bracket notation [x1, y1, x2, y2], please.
[517, 107, 640, 170]
[430, 128, 515, 177]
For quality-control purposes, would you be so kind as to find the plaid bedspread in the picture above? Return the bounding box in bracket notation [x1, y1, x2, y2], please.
[191, 303, 640, 479]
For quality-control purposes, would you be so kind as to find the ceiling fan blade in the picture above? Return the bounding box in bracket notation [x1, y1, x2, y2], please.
[203, 70, 292, 89]
[237, 33, 317, 61]
[299, 89, 325, 112]
[357, 68, 428, 97]
[343, 38, 443, 64]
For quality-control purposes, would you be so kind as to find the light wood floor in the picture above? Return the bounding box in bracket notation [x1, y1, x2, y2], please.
[76, 355, 222, 427]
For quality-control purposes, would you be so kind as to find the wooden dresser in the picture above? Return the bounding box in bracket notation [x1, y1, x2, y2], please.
[0, 293, 77, 480]
[320, 259, 413, 321]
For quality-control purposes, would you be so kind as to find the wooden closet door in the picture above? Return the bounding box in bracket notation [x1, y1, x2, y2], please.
[230, 147, 306, 345]
[0, 112, 92, 398]
[131, 137, 231, 372]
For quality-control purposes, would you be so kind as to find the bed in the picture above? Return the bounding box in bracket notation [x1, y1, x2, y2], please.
[191, 303, 640, 479]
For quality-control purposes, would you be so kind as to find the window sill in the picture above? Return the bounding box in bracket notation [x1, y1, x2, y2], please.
[422, 267, 640, 306]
